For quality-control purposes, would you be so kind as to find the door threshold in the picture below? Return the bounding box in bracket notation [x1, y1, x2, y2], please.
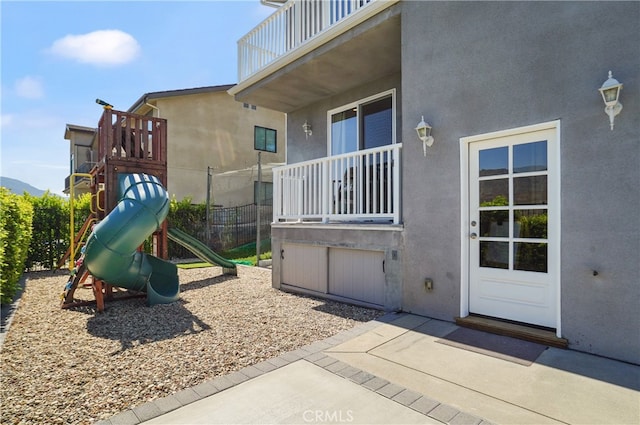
[455, 315, 568, 348]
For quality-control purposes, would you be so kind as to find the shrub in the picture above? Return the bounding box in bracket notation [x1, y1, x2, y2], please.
[167, 196, 206, 259]
[24, 192, 70, 270]
[0, 188, 34, 303]
[71, 192, 92, 233]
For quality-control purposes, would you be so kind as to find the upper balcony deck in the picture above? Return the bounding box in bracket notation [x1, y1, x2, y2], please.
[231, 0, 400, 112]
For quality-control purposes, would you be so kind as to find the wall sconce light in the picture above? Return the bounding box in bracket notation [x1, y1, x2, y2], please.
[598, 71, 623, 130]
[302, 120, 312, 139]
[415, 116, 434, 156]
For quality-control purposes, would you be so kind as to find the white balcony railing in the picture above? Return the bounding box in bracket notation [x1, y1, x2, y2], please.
[238, 0, 376, 81]
[273, 144, 402, 224]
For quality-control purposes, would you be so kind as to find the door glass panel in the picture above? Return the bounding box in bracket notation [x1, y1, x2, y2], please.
[514, 141, 547, 173]
[514, 243, 548, 272]
[514, 175, 547, 205]
[331, 108, 357, 155]
[514, 209, 547, 239]
[480, 179, 509, 206]
[480, 210, 509, 237]
[480, 241, 509, 269]
[479, 147, 508, 176]
[362, 96, 392, 150]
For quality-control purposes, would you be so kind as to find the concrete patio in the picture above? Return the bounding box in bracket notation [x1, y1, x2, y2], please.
[98, 312, 640, 425]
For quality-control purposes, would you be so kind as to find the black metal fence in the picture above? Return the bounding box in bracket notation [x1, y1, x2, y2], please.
[169, 202, 272, 259]
[209, 203, 272, 251]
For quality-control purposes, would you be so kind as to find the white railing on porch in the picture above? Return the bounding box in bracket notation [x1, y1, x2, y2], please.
[238, 0, 376, 81]
[273, 144, 402, 224]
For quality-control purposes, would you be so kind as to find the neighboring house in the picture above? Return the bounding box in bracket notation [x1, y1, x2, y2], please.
[65, 85, 286, 207]
[64, 124, 99, 195]
[229, 1, 639, 364]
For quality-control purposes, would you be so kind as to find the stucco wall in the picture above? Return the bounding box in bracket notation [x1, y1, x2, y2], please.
[401, 1, 639, 363]
[156, 91, 285, 206]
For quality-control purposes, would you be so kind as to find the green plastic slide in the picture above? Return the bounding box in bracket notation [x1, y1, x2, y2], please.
[167, 227, 237, 275]
[83, 173, 179, 306]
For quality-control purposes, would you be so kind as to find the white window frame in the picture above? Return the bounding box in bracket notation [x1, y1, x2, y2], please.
[326, 88, 397, 156]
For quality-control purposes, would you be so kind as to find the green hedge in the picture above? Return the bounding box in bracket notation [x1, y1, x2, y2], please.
[24, 192, 71, 270]
[2, 191, 216, 280]
[0, 188, 34, 304]
[21, 192, 91, 271]
[167, 196, 207, 259]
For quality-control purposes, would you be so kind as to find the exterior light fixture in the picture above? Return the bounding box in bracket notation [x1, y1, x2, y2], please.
[598, 71, 623, 130]
[302, 120, 312, 139]
[415, 116, 434, 156]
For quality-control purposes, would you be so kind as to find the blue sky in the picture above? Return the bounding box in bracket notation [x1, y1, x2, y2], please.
[1, 0, 274, 196]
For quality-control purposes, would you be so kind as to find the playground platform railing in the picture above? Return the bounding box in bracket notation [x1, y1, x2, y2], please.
[98, 109, 167, 163]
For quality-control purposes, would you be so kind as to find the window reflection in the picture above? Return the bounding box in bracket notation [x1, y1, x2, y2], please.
[479, 180, 509, 206]
[480, 210, 509, 237]
[331, 109, 357, 155]
[514, 243, 547, 272]
[476, 140, 550, 274]
[514, 141, 547, 173]
[514, 175, 547, 205]
[514, 210, 547, 239]
[479, 147, 508, 176]
[362, 97, 393, 150]
[480, 241, 509, 269]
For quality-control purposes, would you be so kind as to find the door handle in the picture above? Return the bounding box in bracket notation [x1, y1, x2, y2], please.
[470, 232, 478, 239]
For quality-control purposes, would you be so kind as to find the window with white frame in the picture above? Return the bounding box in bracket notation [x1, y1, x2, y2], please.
[327, 90, 397, 216]
[328, 89, 395, 156]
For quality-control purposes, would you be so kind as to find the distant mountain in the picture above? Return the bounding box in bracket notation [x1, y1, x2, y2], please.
[0, 177, 47, 197]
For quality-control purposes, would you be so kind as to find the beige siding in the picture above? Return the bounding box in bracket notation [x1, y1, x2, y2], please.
[154, 91, 285, 206]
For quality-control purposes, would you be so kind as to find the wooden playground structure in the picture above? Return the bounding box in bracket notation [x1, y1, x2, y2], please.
[60, 106, 169, 311]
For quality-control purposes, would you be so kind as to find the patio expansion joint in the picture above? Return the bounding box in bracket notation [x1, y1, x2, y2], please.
[329, 313, 438, 356]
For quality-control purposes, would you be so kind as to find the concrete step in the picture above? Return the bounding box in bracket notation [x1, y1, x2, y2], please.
[455, 315, 568, 348]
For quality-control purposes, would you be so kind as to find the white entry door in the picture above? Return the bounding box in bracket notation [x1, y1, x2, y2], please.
[466, 124, 559, 329]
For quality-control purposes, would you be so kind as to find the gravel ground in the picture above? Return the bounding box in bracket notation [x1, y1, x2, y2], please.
[0, 266, 383, 424]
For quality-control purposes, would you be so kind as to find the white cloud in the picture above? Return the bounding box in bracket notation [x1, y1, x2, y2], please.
[0, 114, 15, 128]
[1, 112, 59, 129]
[15, 76, 45, 99]
[48, 29, 141, 67]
